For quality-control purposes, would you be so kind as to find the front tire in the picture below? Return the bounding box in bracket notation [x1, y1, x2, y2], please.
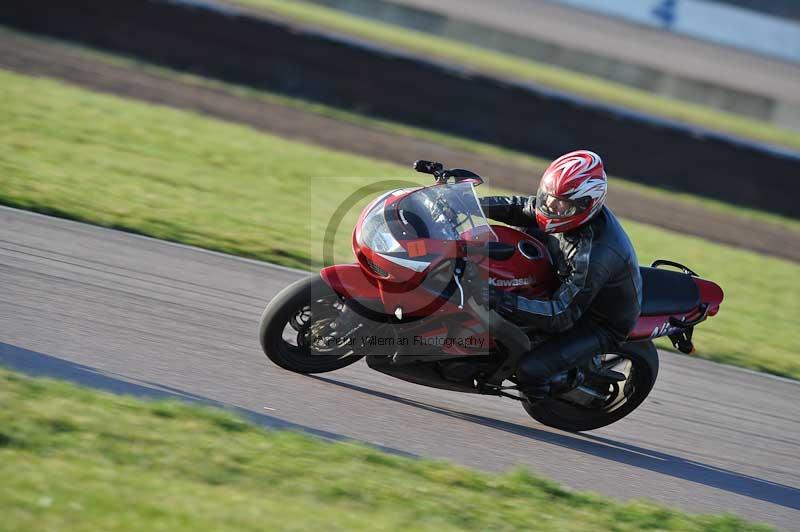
[259, 275, 363, 374]
[522, 341, 659, 432]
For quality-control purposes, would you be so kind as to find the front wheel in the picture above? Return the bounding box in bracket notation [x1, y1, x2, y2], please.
[259, 275, 363, 373]
[522, 341, 659, 432]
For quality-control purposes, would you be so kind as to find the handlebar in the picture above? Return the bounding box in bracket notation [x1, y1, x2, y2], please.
[413, 160, 484, 186]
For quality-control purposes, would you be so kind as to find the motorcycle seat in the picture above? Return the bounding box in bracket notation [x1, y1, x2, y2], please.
[639, 266, 700, 316]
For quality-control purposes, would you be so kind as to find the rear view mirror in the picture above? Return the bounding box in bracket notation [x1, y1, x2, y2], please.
[412, 160, 484, 185]
[442, 168, 484, 186]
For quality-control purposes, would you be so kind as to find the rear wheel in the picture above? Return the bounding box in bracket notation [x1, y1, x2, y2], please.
[522, 341, 658, 432]
[259, 275, 363, 373]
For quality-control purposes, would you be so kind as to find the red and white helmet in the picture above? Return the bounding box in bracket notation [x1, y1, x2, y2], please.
[535, 150, 608, 233]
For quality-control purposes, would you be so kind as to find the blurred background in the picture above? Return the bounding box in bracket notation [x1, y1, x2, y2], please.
[1, 1, 799, 529]
[303, 0, 800, 128]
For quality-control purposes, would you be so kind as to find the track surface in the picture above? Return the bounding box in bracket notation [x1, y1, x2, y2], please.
[1, 207, 798, 529]
[1, 29, 799, 263]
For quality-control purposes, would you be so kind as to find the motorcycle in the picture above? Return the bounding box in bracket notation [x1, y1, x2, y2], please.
[259, 161, 724, 432]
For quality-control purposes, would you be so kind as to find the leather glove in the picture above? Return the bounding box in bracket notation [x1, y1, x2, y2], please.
[479, 285, 518, 316]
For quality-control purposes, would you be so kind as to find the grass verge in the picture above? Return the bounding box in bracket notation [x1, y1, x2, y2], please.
[0, 368, 769, 531]
[234, 0, 800, 152]
[1, 68, 798, 379]
[4, 25, 798, 234]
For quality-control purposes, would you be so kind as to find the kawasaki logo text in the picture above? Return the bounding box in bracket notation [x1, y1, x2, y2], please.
[488, 276, 533, 287]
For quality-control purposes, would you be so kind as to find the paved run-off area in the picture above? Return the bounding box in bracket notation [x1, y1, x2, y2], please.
[1, 207, 798, 529]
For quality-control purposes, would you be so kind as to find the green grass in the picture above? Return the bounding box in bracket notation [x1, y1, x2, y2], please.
[627, 222, 799, 376]
[4, 25, 798, 234]
[0, 368, 769, 531]
[234, 0, 800, 152]
[1, 68, 798, 379]
[167, 63, 800, 232]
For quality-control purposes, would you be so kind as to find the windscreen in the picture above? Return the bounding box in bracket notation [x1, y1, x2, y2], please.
[357, 183, 496, 254]
[394, 183, 496, 242]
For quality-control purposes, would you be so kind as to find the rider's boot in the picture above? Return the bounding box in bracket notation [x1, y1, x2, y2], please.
[516, 322, 606, 400]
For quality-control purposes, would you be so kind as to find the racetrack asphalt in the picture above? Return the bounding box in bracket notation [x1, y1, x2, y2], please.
[1, 206, 799, 529]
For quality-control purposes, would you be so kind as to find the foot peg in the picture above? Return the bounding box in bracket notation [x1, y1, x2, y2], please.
[669, 329, 695, 354]
[591, 369, 627, 384]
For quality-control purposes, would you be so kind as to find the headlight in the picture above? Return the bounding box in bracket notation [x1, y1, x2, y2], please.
[358, 199, 403, 253]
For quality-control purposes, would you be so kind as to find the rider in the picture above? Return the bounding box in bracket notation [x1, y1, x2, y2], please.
[479, 150, 642, 399]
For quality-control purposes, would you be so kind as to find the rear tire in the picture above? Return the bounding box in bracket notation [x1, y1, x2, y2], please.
[259, 275, 363, 374]
[522, 341, 659, 432]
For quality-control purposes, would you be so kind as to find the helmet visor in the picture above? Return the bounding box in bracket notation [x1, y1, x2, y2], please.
[536, 191, 590, 219]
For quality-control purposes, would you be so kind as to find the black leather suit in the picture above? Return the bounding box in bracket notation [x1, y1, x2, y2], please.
[479, 195, 643, 388]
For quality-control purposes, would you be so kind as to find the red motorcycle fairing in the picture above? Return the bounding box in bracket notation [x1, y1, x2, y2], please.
[319, 263, 380, 301]
[628, 276, 724, 341]
[323, 225, 559, 315]
[695, 277, 724, 316]
[471, 226, 559, 299]
[322, 211, 725, 347]
[260, 170, 726, 431]
[319, 223, 560, 356]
